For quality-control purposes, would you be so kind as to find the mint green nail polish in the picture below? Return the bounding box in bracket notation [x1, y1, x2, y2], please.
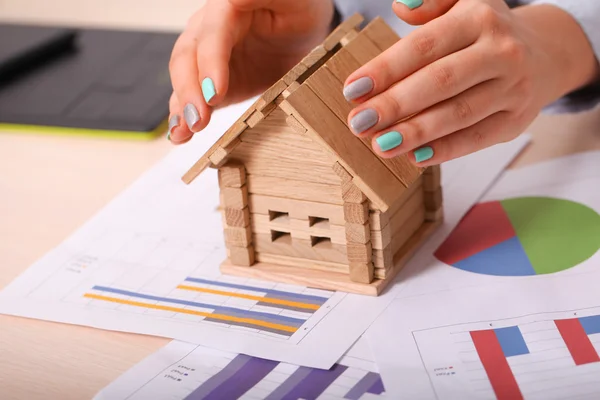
[396, 0, 423, 10]
[202, 77, 216, 103]
[414, 146, 434, 163]
[376, 131, 403, 152]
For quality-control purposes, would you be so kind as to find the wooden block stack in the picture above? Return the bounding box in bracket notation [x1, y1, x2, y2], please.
[423, 165, 443, 222]
[333, 162, 374, 284]
[219, 163, 255, 266]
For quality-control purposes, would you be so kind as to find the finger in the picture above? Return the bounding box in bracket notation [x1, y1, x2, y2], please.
[406, 111, 522, 166]
[343, 6, 477, 103]
[348, 42, 502, 135]
[168, 93, 194, 144]
[370, 79, 509, 157]
[393, 0, 459, 26]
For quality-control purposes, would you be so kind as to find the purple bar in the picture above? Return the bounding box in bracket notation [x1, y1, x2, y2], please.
[185, 355, 278, 400]
[279, 364, 348, 400]
[344, 372, 384, 400]
[367, 375, 385, 395]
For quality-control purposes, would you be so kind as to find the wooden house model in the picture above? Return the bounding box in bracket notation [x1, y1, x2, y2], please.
[182, 14, 443, 296]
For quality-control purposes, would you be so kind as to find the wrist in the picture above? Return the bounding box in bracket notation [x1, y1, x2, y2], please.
[514, 5, 599, 103]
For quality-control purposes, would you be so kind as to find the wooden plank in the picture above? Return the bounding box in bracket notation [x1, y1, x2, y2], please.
[373, 246, 393, 270]
[301, 45, 328, 69]
[253, 233, 348, 265]
[218, 164, 246, 188]
[324, 47, 362, 83]
[248, 194, 345, 225]
[284, 85, 405, 212]
[182, 120, 248, 184]
[229, 245, 255, 266]
[345, 222, 370, 244]
[283, 64, 308, 85]
[344, 201, 369, 224]
[369, 210, 389, 231]
[340, 29, 359, 46]
[347, 241, 372, 264]
[256, 80, 287, 111]
[332, 162, 352, 183]
[373, 175, 423, 215]
[222, 185, 248, 210]
[389, 188, 425, 234]
[246, 109, 263, 128]
[361, 17, 400, 52]
[370, 226, 391, 250]
[255, 253, 348, 274]
[425, 206, 444, 222]
[349, 262, 374, 284]
[323, 13, 365, 51]
[224, 225, 252, 248]
[342, 30, 381, 65]
[423, 165, 441, 191]
[391, 206, 425, 255]
[247, 175, 344, 205]
[250, 214, 346, 245]
[342, 182, 367, 203]
[424, 187, 443, 211]
[224, 207, 250, 227]
[285, 114, 306, 135]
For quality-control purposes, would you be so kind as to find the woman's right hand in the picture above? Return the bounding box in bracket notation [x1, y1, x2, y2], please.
[167, 0, 336, 144]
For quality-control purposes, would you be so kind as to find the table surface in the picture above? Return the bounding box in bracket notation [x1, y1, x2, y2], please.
[1, 2, 600, 399]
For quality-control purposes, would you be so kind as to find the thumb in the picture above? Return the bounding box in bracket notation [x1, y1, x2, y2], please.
[393, 0, 459, 25]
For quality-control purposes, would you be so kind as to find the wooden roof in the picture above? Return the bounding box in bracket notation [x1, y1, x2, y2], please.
[182, 14, 424, 212]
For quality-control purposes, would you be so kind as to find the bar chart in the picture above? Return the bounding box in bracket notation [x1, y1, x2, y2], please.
[413, 309, 600, 399]
[95, 339, 385, 400]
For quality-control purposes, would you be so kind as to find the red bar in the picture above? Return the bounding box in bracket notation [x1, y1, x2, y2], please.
[470, 330, 523, 400]
[555, 319, 600, 366]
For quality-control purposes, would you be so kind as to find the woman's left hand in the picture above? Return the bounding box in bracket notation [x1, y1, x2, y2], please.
[343, 0, 598, 165]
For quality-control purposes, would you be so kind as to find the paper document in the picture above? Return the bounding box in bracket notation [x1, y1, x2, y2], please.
[366, 152, 600, 399]
[95, 338, 384, 400]
[0, 99, 528, 368]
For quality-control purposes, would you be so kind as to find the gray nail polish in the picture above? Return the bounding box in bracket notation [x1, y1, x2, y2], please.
[343, 77, 374, 101]
[184, 103, 200, 131]
[350, 109, 379, 134]
[168, 114, 180, 133]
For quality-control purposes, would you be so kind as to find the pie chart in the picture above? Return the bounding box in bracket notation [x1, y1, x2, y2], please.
[435, 197, 600, 276]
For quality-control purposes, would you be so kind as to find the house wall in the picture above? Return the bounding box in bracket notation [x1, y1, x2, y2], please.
[227, 108, 349, 271]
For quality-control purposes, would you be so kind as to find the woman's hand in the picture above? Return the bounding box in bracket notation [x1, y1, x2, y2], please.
[344, 0, 599, 165]
[168, 0, 335, 144]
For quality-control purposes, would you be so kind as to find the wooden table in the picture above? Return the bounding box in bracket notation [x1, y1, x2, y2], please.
[1, 2, 599, 398]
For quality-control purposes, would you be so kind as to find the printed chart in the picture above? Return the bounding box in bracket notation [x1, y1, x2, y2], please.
[414, 309, 600, 400]
[435, 197, 600, 276]
[95, 339, 384, 400]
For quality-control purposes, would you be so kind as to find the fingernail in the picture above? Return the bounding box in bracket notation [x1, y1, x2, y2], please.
[350, 109, 378, 135]
[396, 0, 424, 10]
[184, 103, 200, 131]
[376, 131, 403, 152]
[343, 77, 374, 101]
[202, 77, 217, 103]
[167, 114, 180, 140]
[414, 146, 434, 163]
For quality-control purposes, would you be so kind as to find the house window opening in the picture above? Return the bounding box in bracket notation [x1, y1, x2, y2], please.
[310, 236, 332, 247]
[308, 216, 329, 227]
[271, 230, 291, 243]
[269, 210, 289, 221]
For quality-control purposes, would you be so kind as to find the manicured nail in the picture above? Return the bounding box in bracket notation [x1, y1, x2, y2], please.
[184, 103, 200, 131]
[414, 146, 434, 163]
[350, 109, 378, 134]
[202, 77, 216, 103]
[343, 77, 374, 101]
[167, 114, 180, 140]
[396, 0, 424, 10]
[376, 131, 403, 152]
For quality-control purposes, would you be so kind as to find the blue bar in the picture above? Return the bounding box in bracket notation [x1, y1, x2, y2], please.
[184, 277, 329, 305]
[579, 315, 600, 335]
[494, 326, 530, 358]
[91, 286, 305, 326]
